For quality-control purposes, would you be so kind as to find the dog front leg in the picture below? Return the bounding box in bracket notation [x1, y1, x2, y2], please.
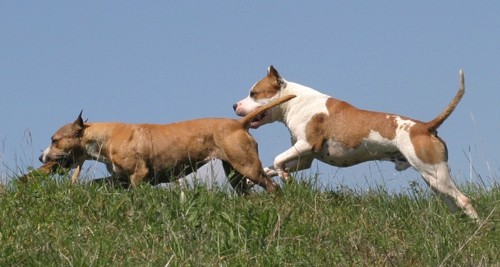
[269, 140, 313, 182]
[265, 157, 314, 177]
[129, 161, 149, 188]
[71, 163, 83, 184]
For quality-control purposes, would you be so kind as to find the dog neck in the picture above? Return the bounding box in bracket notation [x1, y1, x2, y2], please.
[280, 82, 330, 128]
[80, 123, 114, 164]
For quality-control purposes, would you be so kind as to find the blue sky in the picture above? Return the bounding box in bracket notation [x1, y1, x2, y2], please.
[1, 2, 499, 192]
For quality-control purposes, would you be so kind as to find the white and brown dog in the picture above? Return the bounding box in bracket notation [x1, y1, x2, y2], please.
[39, 95, 295, 193]
[234, 66, 478, 219]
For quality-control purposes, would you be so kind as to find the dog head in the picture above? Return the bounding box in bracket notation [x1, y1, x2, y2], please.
[233, 65, 287, 128]
[39, 111, 86, 168]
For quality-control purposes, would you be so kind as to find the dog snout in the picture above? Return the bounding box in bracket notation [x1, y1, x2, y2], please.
[233, 102, 246, 116]
[39, 147, 50, 163]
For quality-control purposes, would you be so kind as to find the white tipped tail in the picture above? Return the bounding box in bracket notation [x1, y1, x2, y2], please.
[425, 70, 465, 132]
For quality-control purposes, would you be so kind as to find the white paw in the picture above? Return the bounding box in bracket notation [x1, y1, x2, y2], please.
[277, 169, 291, 182]
[245, 178, 255, 187]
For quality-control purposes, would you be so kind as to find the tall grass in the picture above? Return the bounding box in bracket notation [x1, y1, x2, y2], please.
[0, 172, 498, 266]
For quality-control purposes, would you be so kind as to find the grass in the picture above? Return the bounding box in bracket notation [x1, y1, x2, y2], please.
[0, 172, 498, 266]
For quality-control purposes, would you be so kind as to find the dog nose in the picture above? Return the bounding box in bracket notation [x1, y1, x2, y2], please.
[232, 103, 237, 111]
[39, 154, 44, 163]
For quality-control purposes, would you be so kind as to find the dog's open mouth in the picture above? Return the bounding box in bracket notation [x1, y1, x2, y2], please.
[250, 112, 267, 128]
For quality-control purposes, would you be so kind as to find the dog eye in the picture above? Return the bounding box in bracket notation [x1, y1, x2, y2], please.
[250, 92, 256, 97]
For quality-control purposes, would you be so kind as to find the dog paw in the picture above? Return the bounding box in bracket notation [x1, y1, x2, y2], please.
[245, 178, 255, 187]
[264, 167, 278, 177]
[277, 169, 292, 182]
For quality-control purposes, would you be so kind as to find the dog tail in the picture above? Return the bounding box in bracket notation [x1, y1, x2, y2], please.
[425, 70, 465, 133]
[239, 95, 296, 128]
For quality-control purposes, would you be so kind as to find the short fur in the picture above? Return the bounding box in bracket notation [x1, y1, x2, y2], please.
[40, 95, 295, 193]
[234, 66, 478, 220]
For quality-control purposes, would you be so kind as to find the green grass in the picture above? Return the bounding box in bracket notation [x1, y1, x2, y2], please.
[0, 173, 498, 266]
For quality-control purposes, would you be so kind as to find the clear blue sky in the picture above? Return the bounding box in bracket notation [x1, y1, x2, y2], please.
[1, 2, 499, 192]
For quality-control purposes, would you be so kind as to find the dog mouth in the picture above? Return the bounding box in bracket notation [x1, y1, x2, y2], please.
[57, 157, 74, 168]
[250, 112, 267, 128]
[41, 153, 74, 169]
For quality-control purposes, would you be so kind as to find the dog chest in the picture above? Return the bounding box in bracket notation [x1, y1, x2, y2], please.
[85, 142, 111, 163]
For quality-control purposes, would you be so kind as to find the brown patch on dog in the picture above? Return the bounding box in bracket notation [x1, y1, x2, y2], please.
[306, 98, 398, 151]
[410, 125, 448, 164]
[249, 65, 283, 100]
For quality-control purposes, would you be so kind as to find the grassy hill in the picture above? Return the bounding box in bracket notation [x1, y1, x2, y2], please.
[0, 173, 498, 266]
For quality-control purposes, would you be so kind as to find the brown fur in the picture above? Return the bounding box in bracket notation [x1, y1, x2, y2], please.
[249, 67, 283, 99]
[235, 66, 479, 220]
[425, 70, 465, 132]
[258, 66, 461, 166]
[410, 125, 448, 164]
[40, 95, 295, 193]
[306, 98, 399, 152]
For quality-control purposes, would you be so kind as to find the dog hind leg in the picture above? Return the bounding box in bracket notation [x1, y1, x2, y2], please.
[222, 160, 249, 194]
[413, 161, 479, 220]
[220, 137, 279, 192]
[227, 156, 279, 193]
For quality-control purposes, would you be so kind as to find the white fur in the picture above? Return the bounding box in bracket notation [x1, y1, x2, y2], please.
[40, 146, 50, 163]
[234, 69, 479, 220]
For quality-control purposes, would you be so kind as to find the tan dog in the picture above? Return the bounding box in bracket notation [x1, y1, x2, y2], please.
[234, 66, 478, 219]
[39, 95, 295, 193]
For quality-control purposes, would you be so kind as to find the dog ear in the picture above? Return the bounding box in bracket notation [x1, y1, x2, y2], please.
[73, 110, 85, 133]
[268, 65, 284, 87]
[267, 65, 280, 78]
